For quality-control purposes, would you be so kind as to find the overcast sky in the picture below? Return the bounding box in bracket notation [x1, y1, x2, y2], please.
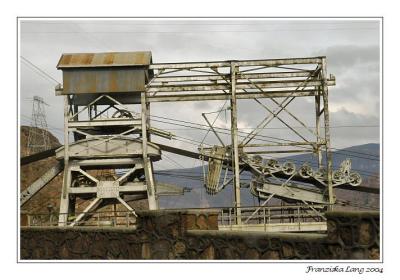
[19, 19, 381, 169]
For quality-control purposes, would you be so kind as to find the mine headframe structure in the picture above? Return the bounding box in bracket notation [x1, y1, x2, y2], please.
[51, 51, 339, 226]
[54, 52, 175, 226]
[145, 56, 337, 222]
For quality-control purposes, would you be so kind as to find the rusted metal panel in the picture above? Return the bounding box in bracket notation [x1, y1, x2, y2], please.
[57, 51, 153, 95]
[62, 68, 146, 94]
[57, 51, 152, 68]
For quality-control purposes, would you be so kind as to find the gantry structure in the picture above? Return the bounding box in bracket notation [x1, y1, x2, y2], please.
[145, 56, 337, 223]
[21, 52, 371, 229]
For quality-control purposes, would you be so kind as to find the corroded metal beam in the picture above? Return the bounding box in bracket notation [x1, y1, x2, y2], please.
[147, 90, 317, 102]
[150, 70, 314, 83]
[147, 79, 334, 93]
[20, 146, 60, 165]
[150, 57, 324, 69]
[20, 162, 64, 206]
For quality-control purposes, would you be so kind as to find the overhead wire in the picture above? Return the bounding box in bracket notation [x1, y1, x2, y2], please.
[21, 27, 378, 34]
[150, 115, 380, 159]
[23, 22, 379, 27]
[21, 61, 58, 86]
[20, 56, 60, 85]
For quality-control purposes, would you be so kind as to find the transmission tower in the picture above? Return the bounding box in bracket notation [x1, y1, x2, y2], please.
[27, 96, 51, 155]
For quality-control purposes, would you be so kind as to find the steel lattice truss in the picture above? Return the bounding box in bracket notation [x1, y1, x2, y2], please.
[145, 56, 360, 223]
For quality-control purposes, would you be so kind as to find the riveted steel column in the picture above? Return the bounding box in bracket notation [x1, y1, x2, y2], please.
[315, 91, 322, 167]
[321, 57, 334, 210]
[63, 95, 70, 169]
[59, 95, 70, 226]
[230, 62, 241, 224]
[141, 92, 157, 210]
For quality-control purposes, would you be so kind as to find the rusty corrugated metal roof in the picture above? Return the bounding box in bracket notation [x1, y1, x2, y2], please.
[57, 51, 152, 69]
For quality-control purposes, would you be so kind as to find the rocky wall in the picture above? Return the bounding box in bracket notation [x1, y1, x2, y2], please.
[20, 210, 379, 260]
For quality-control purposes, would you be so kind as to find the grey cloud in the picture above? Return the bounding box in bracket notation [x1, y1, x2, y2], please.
[318, 45, 380, 71]
[19, 19, 381, 169]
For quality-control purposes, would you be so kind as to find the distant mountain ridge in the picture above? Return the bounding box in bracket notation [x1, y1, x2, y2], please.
[157, 143, 380, 209]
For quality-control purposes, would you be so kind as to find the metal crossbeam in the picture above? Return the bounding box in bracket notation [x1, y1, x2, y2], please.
[149, 56, 324, 69]
[20, 162, 63, 206]
[147, 90, 317, 102]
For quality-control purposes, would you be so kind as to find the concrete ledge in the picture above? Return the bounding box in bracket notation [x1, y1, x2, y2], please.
[187, 229, 327, 241]
[219, 222, 327, 233]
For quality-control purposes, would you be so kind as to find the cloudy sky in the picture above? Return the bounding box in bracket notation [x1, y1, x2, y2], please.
[19, 18, 381, 169]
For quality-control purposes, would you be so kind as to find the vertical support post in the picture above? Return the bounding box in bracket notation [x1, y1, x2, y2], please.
[230, 62, 241, 225]
[93, 104, 97, 120]
[146, 98, 158, 208]
[59, 164, 72, 226]
[73, 103, 80, 141]
[315, 92, 322, 167]
[59, 95, 70, 226]
[141, 92, 157, 210]
[63, 95, 70, 172]
[127, 212, 130, 227]
[113, 203, 117, 226]
[229, 208, 232, 229]
[321, 57, 334, 211]
[297, 206, 300, 228]
[263, 207, 266, 227]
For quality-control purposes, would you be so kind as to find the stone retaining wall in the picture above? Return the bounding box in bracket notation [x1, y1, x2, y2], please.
[20, 210, 379, 260]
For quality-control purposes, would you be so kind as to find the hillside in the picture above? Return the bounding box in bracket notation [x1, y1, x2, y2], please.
[20, 126, 63, 214]
[157, 143, 380, 211]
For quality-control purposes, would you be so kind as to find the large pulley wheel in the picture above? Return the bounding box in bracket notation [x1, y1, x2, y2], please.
[349, 171, 362, 186]
[299, 164, 313, 178]
[112, 109, 133, 119]
[282, 161, 296, 175]
[332, 170, 345, 184]
[267, 159, 280, 169]
[72, 174, 94, 188]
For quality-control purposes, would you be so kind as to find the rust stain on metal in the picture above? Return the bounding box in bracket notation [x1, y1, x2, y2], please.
[57, 51, 152, 68]
[57, 51, 152, 94]
[110, 71, 118, 92]
[59, 54, 71, 66]
[103, 53, 114, 65]
[81, 53, 94, 65]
